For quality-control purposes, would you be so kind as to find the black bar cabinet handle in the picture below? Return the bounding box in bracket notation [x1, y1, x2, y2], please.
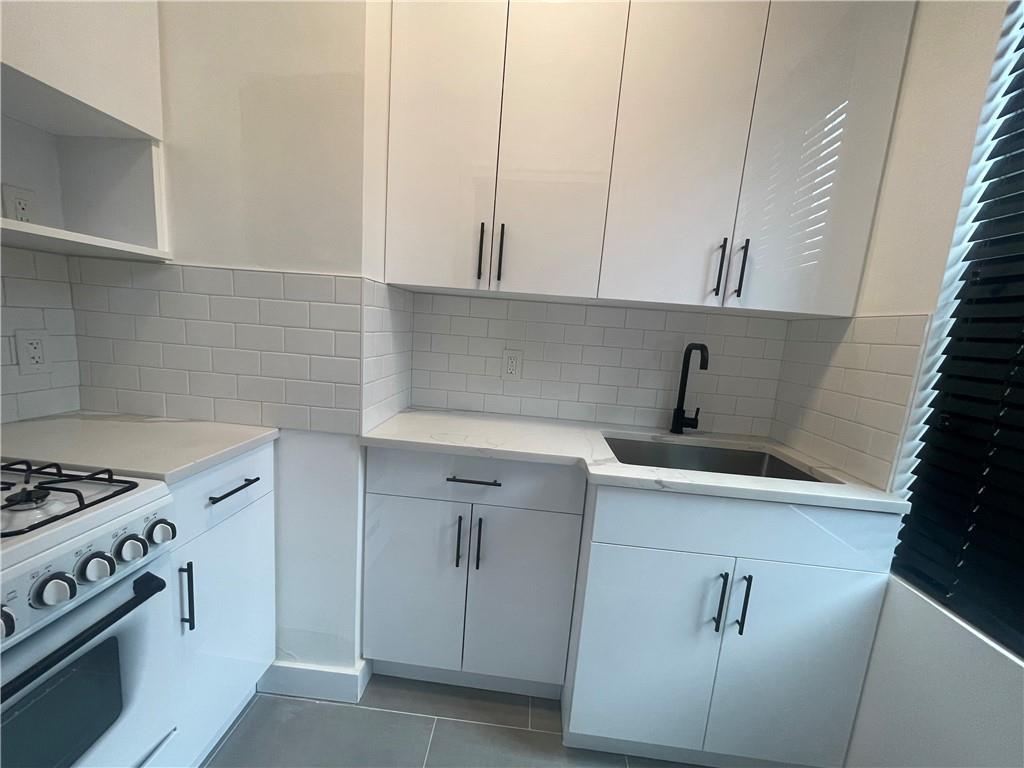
[455, 515, 464, 568]
[179, 561, 196, 631]
[713, 237, 728, 297]
[733, 238, 750, 298]
[711, 572, 729, 632]
[496, 223, 505, 281]
[476, 222, 485, 280]
[736, 574, 753, 635]
[1, 572, 166, 701]
[208, 477, 260, 505]
[475, 518, 483, 570]
[446, 476, 501, 487]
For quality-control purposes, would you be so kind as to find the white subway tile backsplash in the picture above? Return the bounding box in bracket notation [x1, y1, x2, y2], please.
[234, 270, 284, 299]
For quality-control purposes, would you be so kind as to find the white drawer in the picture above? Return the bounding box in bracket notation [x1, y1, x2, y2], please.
[366, 447, 586, 515]
[592, 485, 899, 572]
[169, 443, 275, 547]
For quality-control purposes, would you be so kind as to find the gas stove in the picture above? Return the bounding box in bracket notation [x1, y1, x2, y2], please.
[0, 458, 172, 647]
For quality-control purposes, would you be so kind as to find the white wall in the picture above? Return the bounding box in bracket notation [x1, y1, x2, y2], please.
[847, 578, 1024, 768]
[273, 430, 364, 669]
[0, 0, 163, 138]
[361, 0, 391, 283]
[855, 1, 1005, 318]
[158, 1, 366, 274]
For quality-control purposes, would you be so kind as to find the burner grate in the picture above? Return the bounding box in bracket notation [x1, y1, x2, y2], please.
[1, 460, 139, 538]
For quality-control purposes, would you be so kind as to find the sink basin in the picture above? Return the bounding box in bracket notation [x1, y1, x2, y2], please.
[605, 438, 820, 482]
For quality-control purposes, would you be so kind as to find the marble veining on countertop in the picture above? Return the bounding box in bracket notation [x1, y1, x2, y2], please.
[362, 409, 909, 514]
[1, 412, 278, 484]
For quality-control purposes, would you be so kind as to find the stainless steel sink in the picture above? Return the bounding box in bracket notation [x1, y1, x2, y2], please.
[605, 438, 821, 482]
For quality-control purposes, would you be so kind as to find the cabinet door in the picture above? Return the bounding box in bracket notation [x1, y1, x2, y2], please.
[159, 493, 276, 767]
[385, 0, 507, 290]
[725, 1, 913, 315]
[490, 0, 627, 298]
[461, 505, 582, 684]
[599, 1, 767, 306]
[363, 493, 471, 671]
[704, 559, 887, 767]
[568, 544, 735, 750]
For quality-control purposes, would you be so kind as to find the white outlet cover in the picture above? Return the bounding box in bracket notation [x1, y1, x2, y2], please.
[2, 184, 35, 223]
[15, 330, 51, 375]
[502, 348, 522, 380]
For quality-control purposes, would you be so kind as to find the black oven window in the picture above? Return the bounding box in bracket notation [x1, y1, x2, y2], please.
[2, 637, 123, 768]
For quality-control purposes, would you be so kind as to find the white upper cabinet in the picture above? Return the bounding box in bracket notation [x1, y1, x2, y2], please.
[724, 1, 913, 315]
[488, 0, 627, 298]
[599, 1, 768, 306]
[1, 1, 163, 139]
[385, 1, 507, 290]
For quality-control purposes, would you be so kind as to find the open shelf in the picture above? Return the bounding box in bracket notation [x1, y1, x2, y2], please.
[1, 218, 169, 263]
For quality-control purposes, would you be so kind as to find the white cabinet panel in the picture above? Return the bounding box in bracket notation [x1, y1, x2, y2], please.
[490, 0, 627, 298]
[462, 505, 582, 684]
[568, 543, 735, 750]
[161, 493, 276, 766]
[385, 1, 507, 290]
[599, 1, 767, 306]
[704, 559, 886, 767]
[725, 1, 913, 315]
[363, 494, 471, 670]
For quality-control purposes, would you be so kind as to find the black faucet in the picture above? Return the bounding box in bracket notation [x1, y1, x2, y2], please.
[671, 342, 709, 434]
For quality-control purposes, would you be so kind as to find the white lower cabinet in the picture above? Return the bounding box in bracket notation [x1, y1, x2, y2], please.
[158, 492, 276, 767]
[363, 491, 583, 685]
[363, 494, 472, 671]
[568, 544, 734, 750]
[462, 505, 582, 684]
[566, 487, 894, 768]
[703, 559, 887, 767]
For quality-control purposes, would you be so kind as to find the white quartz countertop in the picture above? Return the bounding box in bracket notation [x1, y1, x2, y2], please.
[1, 413, 278, 484]
[362, 409, 909, 514]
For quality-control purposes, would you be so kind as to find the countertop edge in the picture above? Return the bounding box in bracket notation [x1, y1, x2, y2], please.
[360, 414, 908, 516]
[160, 429, 279, 484]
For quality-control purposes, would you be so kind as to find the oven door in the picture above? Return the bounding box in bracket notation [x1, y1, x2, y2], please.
[1, 553, 181, 768]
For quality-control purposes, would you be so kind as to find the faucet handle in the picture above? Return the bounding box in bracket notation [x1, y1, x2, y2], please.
[693, 407, 701, 420]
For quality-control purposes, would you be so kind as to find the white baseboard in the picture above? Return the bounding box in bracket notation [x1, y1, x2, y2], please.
[372, 660, 561, 699]
[257, 659, 372, 704]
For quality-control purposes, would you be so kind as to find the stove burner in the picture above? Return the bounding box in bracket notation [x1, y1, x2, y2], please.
[4, 487, 51, 510]
[1, 460, 139, 538]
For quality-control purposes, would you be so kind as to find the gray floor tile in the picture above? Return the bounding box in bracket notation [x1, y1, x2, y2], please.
[424, 719, 625, 768]
[626, 757, 702, 768]
[529, 698, 563, 734]
[205, 694, 434, 768]
[358, 675, 531, 728]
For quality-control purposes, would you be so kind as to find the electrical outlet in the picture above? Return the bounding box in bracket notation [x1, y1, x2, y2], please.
[15, 330, 51, 375]
[502, 348, 522, 380]
[2, 185, 35, 223]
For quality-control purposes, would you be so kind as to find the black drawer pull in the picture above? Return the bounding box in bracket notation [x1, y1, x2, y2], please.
[455, 515, 464, 568]
[179, 561, 196, 631]
[711, 572, 729, 632]
[477, 222, 485, 280]
[496, 223, 506, 281]
[475, 517, 483, 570]
[733, 238, 750, 298]
[736, 574, 754, 635]
[208, 477, 260, 505]
[445, 476, 501, 487]
[713, 237, 728, 297]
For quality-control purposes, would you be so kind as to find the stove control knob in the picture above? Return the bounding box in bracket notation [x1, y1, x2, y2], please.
[1, 606, 15, 638]
[114, 534, 149, 563]
[33, 573, 78, 608]
[77, 552, 117, 583]
[146, 519, 177, 546]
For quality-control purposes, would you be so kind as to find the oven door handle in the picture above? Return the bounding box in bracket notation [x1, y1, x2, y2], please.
[1, 572, 166, 701]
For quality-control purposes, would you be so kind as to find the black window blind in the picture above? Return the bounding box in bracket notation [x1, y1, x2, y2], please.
[891, 2, 1024, 657]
